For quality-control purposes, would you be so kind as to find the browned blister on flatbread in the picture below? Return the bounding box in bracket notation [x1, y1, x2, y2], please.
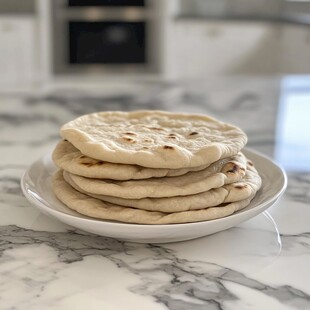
[63, 153, 248, 199]
[63, 161, 261, 213]
[52, 140, 212, 180]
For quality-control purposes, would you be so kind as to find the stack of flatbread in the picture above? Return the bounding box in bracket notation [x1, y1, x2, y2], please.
[52, 110, 262, 225]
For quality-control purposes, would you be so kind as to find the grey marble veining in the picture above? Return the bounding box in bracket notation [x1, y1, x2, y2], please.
[285, 173, 310, 204]
[0, 224, 309, 310]
[0, 77, 310, 309]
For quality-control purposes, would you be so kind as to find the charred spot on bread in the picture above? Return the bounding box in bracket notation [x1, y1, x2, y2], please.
[163, 145, 174, 150]
[150, 127, 163, 131]
[189, 132, 198, 136]
[123, 137, 136, 143]
[168, 134, 177, 139]
[124, 132, 136, 136]
[81, 160, 104, 167]
[226, 164, 239, 174]
[81, 162, 95, 167]
[235, 184, 247, 189]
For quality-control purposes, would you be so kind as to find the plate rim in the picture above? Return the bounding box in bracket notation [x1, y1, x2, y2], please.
[21, 148, 287, 230]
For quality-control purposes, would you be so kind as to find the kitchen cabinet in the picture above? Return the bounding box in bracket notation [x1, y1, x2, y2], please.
[281, 24, 310, 74]
[0, 17, 37, 91]
[168, 20, 310, 78]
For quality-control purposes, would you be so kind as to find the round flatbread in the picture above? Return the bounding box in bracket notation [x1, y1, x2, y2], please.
[53, 171, 255, 225]
[53, 140, 210, 180]
[64, 153, 247, 199]
[64, 162, 261, 213]
[60, 110, 247, 169]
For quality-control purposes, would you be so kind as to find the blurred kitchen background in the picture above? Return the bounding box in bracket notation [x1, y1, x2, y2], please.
[1, 0, 310, 93]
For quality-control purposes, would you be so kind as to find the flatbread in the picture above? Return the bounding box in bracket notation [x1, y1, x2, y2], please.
[53, 171, 254, 225]
[53, 140, 210, 180]
[64, 162, 261, 213]
[60, 110, 247, 169]
[64, 153, 248, 199]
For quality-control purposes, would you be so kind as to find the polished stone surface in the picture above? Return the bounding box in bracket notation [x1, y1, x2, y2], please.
[1, 77, 309, 309]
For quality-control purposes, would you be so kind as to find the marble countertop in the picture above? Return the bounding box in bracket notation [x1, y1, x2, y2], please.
[1, 76, 310, 309]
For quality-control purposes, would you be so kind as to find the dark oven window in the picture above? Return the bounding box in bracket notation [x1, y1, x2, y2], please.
[68, 22, 146, 64]
[68, 0, 145, 7]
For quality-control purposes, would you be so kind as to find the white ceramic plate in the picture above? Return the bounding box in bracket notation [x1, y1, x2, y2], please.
[21, 149, 287, 243]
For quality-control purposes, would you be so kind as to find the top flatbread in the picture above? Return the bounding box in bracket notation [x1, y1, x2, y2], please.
[60, 110, 247, 169]
[53, 140, 210, 180]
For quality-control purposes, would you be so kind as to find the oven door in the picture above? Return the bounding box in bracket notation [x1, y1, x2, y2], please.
[68, 21, 146, 65]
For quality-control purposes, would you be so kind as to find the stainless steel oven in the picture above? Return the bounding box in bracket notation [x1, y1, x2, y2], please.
[51, 0, 163, 75]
